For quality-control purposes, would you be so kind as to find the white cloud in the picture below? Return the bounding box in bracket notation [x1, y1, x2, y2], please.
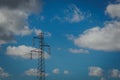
[64, 70, 69, 74]
[52, 4, 84, 23]
[0, 8, 32, 44]
[110, 69, 120, 78]
[34, 29, 42, 36]
[19, 26, 32, 36]
[7, 45, 35, 58]
[25, 68, 48, 77]
[88, 66, 103, 77]
[0, 67, 9, 78]
[52, 68, 60, 74]
[0, 8, 29, 35]
[73, 3, 120, 51]
[88, 67, 120, 79]
[6, 45, 50, 59]
[69, 48, 89, 54]
[0, 0, 41, 45]
[106, 3, 120, 18]
[52, 68, 70, 75]
[74, 21, 120, 51]
[25, 68, 38, 76]
[34, 29, 51, 37]
[64, 4, 84, 23]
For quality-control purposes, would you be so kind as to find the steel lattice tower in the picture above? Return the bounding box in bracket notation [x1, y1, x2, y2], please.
[31, 32, 50, 80]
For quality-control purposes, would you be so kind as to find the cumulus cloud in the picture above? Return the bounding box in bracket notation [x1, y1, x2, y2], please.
[52, 68, 60, 74]
[106, 3, 120, 18]
[52, 68, 70, 75]
[74, 21, 120, 51]
[7, 45, 35, 58]
[6, 45, 50, 59]
[88, 67, 120, 79]
[34, 29, 42, 36]
[34, 29, 52, 37]
[0, 9, 32, 44]
[69, 48, 89, 54]
[25, 68, 48, 77]
[0, 0, 40, 11]
[0, 0, 41, 45]
[88, 66, 103, 77]
[0, 67, 9, 78]
[72, 2, 120, 51]
[110, 69, 120, 78]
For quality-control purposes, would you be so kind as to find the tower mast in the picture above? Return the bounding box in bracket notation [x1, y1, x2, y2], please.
[31, 32, 50, 80]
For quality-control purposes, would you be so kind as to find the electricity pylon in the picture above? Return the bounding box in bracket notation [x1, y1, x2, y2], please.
[30, 32, 50, 80]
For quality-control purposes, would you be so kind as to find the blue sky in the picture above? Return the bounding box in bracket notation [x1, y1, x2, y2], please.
[0, 0, 120, 80]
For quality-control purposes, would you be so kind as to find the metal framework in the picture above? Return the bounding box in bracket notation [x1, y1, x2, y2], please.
[30, 32, 50, 80]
